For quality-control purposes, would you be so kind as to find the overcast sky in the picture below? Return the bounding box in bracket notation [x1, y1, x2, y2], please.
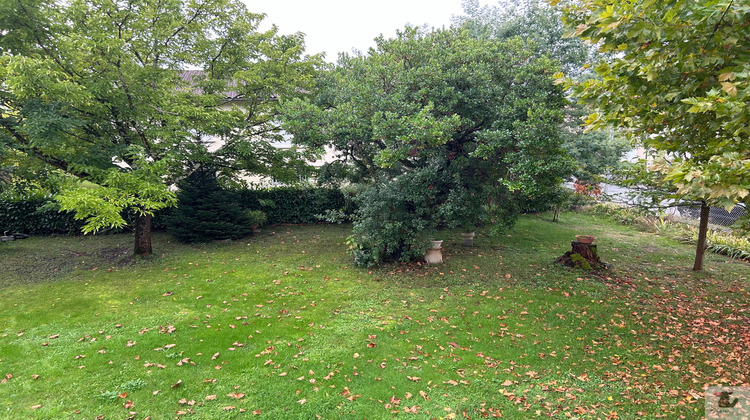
[248, 0, 493, 61]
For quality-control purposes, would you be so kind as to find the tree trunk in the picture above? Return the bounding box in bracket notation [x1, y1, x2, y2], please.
[692, 202, 710, 271]
[552, 205, 561, 222]
[134, 213, 153, 257]
[556, 242, 606, 270]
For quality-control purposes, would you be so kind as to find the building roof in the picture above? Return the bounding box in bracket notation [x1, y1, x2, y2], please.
[180, 70, 244, 100]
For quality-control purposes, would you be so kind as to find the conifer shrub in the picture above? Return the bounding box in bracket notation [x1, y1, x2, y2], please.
[167, 168, 253, 243]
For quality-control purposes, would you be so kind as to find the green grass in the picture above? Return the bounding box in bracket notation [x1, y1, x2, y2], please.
[1, 212, 748, 419]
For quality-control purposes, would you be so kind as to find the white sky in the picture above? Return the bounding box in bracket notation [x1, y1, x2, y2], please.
[246, 0, 491, 61]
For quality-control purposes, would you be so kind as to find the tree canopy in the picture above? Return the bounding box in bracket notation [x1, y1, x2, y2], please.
[554, 0, 750, 269]
[282, 27, 570, 265]
[454, 0, 592, 76]
[454, 0, 629, 184]
[0, 0, 320, 255]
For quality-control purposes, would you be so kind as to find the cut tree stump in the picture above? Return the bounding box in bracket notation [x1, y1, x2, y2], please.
[556, 242, 607, 270]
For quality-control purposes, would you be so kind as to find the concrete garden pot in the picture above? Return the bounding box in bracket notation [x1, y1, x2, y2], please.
[461, 232, 475, 246]
[425, 240, 443, 264]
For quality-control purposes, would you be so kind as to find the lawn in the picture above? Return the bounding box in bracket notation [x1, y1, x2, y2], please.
[1, 211, 748, 419]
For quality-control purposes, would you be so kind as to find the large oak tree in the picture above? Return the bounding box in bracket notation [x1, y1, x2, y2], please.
[282, 27, 570, 265]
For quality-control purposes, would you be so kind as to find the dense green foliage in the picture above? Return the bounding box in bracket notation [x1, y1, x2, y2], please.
[233, 187, 349, 225]
[555, 0, 750, 214]
[0, 193, 177, 236]
[0, 0, 320, 254]
[1, 186, 348, 237]
[349, 169, 445, 267]
[455, 0, 630, 184]
[455, 0, 591, 75]
[555, 0, 750, 269]
[167, 169, 254, 243]
[283, 27, 570, 265]
[0, 193, 82, 235]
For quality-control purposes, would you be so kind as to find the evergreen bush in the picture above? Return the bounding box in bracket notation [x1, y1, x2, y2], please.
[0, 193, 83, 235]
[167, 169, 253, 243]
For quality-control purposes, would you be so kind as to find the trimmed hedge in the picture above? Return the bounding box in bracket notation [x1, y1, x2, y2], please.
[0, 195, 83, 235]
[1, 187, 350, 236]
[0, 194, 172, 236]
[232, 188, 349, 225]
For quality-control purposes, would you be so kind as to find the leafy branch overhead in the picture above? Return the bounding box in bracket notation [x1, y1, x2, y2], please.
[552, 0, 750, 209]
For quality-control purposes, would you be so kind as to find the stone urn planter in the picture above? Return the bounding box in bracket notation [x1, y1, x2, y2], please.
[425, 240, 443, 264]
[461, 232, 475, 246]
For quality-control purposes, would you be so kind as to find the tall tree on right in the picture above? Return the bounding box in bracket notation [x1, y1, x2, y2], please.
[553, 0, 750, 270]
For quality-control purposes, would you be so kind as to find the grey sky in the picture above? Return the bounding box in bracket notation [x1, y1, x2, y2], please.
[247, 0, 491, 61]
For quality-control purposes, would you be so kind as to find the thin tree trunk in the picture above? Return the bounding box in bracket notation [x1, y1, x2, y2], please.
[134, 213, 153, 257]
[692, 202, 710, 271]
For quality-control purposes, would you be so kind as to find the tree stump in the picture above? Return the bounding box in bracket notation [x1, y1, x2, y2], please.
[556, 242, 607, 270]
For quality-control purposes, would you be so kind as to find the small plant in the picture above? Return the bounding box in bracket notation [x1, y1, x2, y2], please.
[315, 209, 350, 224]
[96, 378, 146, 402]
[648, 217, 686, 237]
[573, 179, 602, 197]
[590, 203, 656, 228]
[681, 229, 750, 260]
[246, 210, 267, 229]
[96, 390, 122, 402]
[570, 253, 593, 270]
[120, 378, 146, 392]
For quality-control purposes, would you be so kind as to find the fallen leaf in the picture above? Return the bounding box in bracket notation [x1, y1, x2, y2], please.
[404, 405, 420, 414]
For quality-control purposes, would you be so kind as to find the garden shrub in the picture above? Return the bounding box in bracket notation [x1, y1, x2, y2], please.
[167, 168, 254, 243]
[0, 193, 83, 235]
[349, 169, 443, 267]
[233, 187, 349, 225]
[681, 230, 750, 261]
[0, 192, 172, 236]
